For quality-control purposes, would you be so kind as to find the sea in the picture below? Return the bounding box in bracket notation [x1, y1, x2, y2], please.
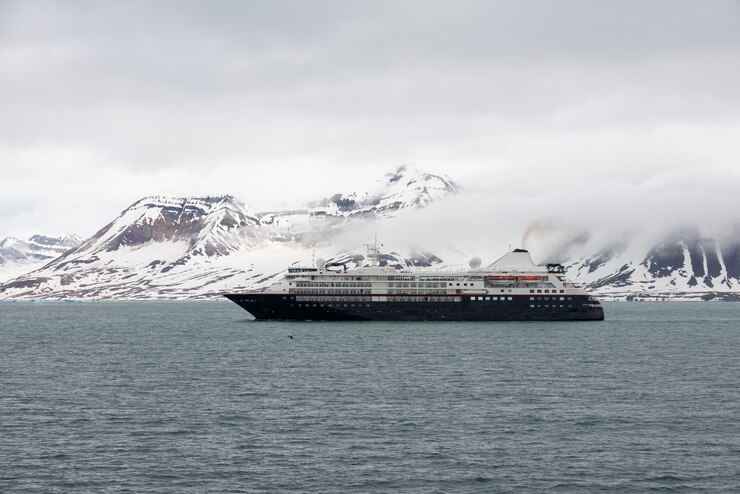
[1, 301, 739, 493]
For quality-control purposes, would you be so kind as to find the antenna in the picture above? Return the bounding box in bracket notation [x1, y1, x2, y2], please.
[364, 235, 382, 267]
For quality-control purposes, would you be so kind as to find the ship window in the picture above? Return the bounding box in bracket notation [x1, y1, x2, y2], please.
[560, 290, 565, 293]
[530, 297, 534, 300]
[508, 297, 512, 301]
[456, 283, 460, 286]
[560, 297, 564, 301]
[537, 290, 542, 293]
[530, 290, 534, 293]
[567, 297, 572, 301]
[485, 297, 490, 301]
[530, 304, 534, 308]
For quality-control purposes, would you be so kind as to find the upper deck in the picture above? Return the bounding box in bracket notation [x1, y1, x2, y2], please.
[267, 248, 586, 299]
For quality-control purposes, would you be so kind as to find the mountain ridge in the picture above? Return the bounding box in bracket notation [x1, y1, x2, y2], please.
[542, 226, 740, 301]
[2, 167, 739, 301]
[0, 234, 83, 283]
[0, 166, 459, 299]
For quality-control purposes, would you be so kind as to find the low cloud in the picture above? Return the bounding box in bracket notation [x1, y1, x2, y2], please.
[333, 168, 740, 264]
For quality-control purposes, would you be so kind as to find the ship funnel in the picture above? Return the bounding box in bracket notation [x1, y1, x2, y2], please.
[488, 249, 535, 269]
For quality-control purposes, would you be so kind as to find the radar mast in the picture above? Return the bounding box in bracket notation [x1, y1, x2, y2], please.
[364, 235, 382, 267]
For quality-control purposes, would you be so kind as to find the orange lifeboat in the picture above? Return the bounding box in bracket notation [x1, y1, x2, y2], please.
[519, 276, 542, 281]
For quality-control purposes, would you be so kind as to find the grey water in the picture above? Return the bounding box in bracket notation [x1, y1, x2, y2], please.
[1, 302, 739, 493]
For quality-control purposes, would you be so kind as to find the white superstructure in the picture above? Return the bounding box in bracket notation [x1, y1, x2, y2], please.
[266, 243, 591, 304]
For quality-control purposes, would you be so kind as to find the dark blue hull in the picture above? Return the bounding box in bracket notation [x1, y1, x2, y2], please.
[224, 293, 604, 321]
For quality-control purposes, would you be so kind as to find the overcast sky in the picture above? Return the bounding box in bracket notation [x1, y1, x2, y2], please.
[1, 0, 739, 240]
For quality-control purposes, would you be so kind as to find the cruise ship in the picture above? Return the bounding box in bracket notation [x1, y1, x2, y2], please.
[224, 242, 604, 321]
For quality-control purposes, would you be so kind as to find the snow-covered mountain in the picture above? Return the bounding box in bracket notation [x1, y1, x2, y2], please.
[310, 165, 460, 219]
[0, 166, 459, 299]
[257, 165, 460, 243]
[0, 234, 82, 283]
[3, 165, 739, 301]
[543, 228, 740, 301]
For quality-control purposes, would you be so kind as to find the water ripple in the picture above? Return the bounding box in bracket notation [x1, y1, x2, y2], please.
[1, 301, 739, 493]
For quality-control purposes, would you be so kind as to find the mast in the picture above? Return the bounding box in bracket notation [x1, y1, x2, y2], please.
[364, 235, 381, 267]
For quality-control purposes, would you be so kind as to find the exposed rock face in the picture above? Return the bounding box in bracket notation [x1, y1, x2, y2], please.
[86, 196, 263, 254]
[545, 227, 740, 300]
[0, 234, 82, 282]
[260, 165, 460, 238]
[0, 234, 82, 264]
